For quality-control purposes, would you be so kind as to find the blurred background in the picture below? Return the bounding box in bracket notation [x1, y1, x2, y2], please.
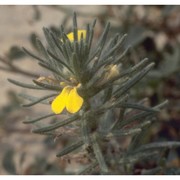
[0, 5, 179, 174]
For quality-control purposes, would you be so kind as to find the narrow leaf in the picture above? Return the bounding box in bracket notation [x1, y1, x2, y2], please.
[118, 151, 159, 164]
[87, 20, 96, 51]
[23, 113, 55, 124]
[35, 38, 50, 61]
[38, 62, 61, 76]
[43, 27, 59, 57]
[92, 134, 109, 173]
[33, 79, 61, 91]
[8, 78, 43, 90]
[120, 111, 155, 128]
[114, 63, 155, 98]
[113, 46, 130, 65]
[22, 47, 45, 62]
[96, 22, 110, 50]
[21, 93, 57, 107]
[100, 34, 127, 61]
[56, 140, 84, 157]
[117, 102, 159, 113]
[32, 114, 79, 133]
[19, 93, 50, 105]
[81, 116, 91, 145]
[47, 50, 74, 74]
[106, 128, 142, 138]
[134, 141, 180, 153]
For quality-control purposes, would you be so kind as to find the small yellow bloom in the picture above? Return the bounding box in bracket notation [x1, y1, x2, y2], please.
[51, 85, 84, 114]
[67, 30, 86, 42]
[52, 30, 86, 114]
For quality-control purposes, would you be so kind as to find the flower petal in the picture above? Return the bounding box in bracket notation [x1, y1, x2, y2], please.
[66, 87, 84, 113]
[67, 30, 86, 42]
[51, 86, 71, 114]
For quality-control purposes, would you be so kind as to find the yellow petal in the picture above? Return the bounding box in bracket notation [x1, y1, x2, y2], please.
[66, 87, 84, 113]
[67, 30, 86, 42]
[51, 86, 71, 114]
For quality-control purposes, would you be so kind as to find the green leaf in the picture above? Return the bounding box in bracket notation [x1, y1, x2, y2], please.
[120, 111, 155, 128]
[86, 46, 104, 67]
[100, 33, 127, 63]
[43, 27, 59, 57]
[22, 47, 45, 63]
[117, 102, 159, 113]
[50, 31, 65, 55]
[32, 114, 79, 133]
[81, 115, 91, 145]
[102, 33, 119, 56]
[23, 113, 55, 124]
[35, 38, 50, 62]
[33, 79, 62, 91]
[21, 93, 57, 107]
[38, 62, 61, 76]
[47, 49, 74, 74]
[72, 52, 81, 80]
[87, 19, 96, 51]
[99, 109, 115, 132]
[72, 12, 78, 41]
[96, 22, 111, 52]
[88, 58, 150, 97]
[114, 62, 155, 98]
[120, 100, 168, 128]
[8, 78, 43, 90]
[89, 22, 111, 68]
[19, 93, 50, 105]
[134, 141, 180, 153]
[92, 134, 109, 174]
[118, 151, 159, 165]
[60, 43, 71, 62]
[113, 45, 130, 65]
[56, 140, 84, 157]
[106, 128, 142, 138]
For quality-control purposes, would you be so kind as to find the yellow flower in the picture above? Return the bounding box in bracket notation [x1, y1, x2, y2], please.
[51, 85, 84, 114]
[51, 30, 86, 114]
[67, 30, 86, 42]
